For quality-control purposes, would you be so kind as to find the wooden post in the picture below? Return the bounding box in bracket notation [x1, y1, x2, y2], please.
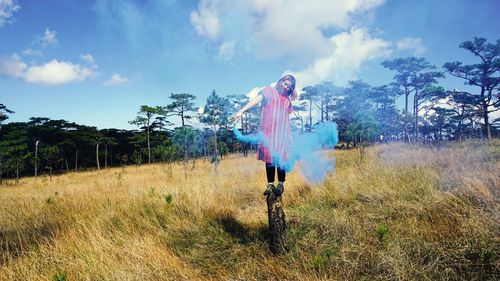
[266, 193, 289, 254]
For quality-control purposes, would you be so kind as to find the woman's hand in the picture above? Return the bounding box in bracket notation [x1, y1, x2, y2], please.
[234, 94, 263, 122]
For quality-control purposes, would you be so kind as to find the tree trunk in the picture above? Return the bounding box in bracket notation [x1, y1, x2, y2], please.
[181, 108, 185, 127]
[320, 102, 324, 122]
[414, 90, 419, 143]
[75, 149, 78, 171]
[65, 157, 69, 171]
[104, 145, 108, 169]
[184, 141, 188, 166]
[266, 193, 288, 254]
[214, 127, 219, 163]
[16, 159, 19, 184]
[210, 126, 220, 172]
[241, 116, 248, 157]
[147, 121, 151, 164]
[34, 142, 39, 178]
[183, 139, 188, 178]
[404, 89, 409, 114]
[404, 89, 409, 142]
[458, 108, 464, 141]
[96, 143, 100, 170]
[480, 87, 491, 140]
[309, 100, 313, 131]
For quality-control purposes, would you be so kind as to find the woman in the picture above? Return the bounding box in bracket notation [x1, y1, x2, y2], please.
[235, 75, 297, 196]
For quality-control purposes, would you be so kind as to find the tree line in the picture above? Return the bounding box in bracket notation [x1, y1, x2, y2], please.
[296, 38, 499, 144]
[0, 90, 237, 183]
[0, 37, 498, 182]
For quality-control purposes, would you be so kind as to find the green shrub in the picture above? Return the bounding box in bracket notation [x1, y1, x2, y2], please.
[165, 194, 173, 204]
[312, 255, 325, 271]
[52, 271, 67, 281]
[376, 224, 389, 241]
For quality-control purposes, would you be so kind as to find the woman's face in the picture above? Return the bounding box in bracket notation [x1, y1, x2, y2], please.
[278, 77, 294, 95]
[281, 79, 293, 92]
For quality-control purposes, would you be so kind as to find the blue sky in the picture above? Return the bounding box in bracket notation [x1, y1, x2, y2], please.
[1, 0, 499, 129]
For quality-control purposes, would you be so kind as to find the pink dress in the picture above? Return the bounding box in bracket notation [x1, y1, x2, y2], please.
[257, 86, 293, 164]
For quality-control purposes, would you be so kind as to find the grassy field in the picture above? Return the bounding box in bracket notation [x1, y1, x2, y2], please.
[0, 142, 499, 280]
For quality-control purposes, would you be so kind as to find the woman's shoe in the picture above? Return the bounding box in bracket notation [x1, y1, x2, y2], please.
[264, 183, 275, 196]
[274, 183, 284, 196]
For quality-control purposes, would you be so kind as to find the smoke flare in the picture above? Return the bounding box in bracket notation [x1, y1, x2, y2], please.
[234, 122, 338, 184]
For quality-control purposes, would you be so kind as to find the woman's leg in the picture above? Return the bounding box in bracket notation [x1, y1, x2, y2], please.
[265, 163, 276, 183]
[264, 163, 276, 195]
[274, 167, 286, 196]
[277, 167, 286, 182]
[265, 164, 286, 196]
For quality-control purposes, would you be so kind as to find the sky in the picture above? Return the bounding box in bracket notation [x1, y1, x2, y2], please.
[1, 0, 499, 129]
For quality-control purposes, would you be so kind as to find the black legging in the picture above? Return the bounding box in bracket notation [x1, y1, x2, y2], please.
[265, 163, 286, 183]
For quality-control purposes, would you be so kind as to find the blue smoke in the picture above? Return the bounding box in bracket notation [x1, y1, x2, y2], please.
[233, 122, 339, 184]
[232, 128, 263, 145]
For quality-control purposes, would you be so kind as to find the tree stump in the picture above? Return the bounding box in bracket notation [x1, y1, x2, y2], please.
[266, 193, 289, 254]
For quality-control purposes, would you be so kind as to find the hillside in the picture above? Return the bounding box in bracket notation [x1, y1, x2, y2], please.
[1, 142, 499, 280]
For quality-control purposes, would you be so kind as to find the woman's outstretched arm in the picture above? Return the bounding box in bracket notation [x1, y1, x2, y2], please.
[234, 94, 263, 121]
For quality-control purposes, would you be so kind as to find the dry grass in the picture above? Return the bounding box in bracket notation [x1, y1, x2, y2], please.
[0, 142, 499, 280]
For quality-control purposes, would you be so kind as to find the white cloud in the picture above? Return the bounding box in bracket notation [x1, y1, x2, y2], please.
[80, 54, 95, 64]
[0, 0, 20, 27]
[192, 0, 393, 91]
[21, 28, 59, 57]
[24, 60, 94, 85]
[286, 28, 391, 90]
[79, 53, 98, 69]
[250, 0, 383, 30]
[0, 54, 95, 85]
[190, 0, 220, 39]
[41, 27, 58, 47]
[218, 40, 235, 59]
[248, 0, 384, 59]
[104, 74, 128, 86]
[397, 37, 425, 55]
[190, 0, 385, 61]
[23, 48, 42, 56]
[0, 53, 26, 78]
